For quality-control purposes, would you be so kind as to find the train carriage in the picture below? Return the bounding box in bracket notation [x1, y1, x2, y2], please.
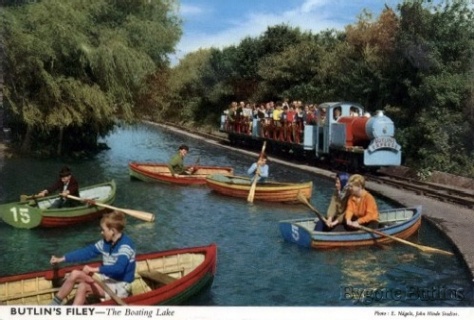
[221, 101, 402, 171]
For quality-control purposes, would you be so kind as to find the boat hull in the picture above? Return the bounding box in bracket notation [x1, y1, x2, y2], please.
[206, 174, 312, 203]
[0, 244, 217, 306]
[0, 180, 116, 229]
[279, 206, 422, 249]
[129, 162, 234, 185]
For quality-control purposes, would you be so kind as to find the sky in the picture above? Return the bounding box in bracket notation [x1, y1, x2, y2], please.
[170, 0, 403, 65]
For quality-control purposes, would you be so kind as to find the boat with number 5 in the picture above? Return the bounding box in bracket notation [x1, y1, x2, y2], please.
[0, 180, 116, 229]
[0, 243, 217, 306]
[279, 206, 422, 249]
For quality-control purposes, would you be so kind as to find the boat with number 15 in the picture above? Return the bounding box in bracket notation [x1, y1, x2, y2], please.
[0, 180, 116, 229]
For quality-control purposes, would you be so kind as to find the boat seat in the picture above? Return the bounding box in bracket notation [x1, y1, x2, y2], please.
[130, 274, 152, 295]
[138, 268, 184, 285]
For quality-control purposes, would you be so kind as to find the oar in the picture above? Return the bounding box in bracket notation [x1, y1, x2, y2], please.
[247, 141, 267, 203]
[297, 191, 328, 226]
[66, 195, 155, 222]
[51, 263, 63, 288]
[20, 194, 41, 202]
[188, 156, 201, 174]
[357, 225, 454, 256]
[91, 273, 127, 306]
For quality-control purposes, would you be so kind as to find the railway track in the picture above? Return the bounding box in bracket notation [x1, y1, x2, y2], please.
[367, 173, 474, 209]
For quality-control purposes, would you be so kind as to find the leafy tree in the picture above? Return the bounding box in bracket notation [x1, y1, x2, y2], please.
[2, 0, 181, 155]
[391, 0, 474, 174]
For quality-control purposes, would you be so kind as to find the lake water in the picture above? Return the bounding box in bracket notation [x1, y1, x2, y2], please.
[0, 123, 472, 306]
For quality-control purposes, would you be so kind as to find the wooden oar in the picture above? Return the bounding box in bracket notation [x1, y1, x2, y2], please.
[247, 141, 267, 203]
[91, 273, 127, 306]
[20, 194, 41, 202]
[297, 191, 328, 226]
[187, 156, 201, 174]
[52, 263, 63, 288]
[357, 225, 454, 256]
[66, 195, 155, 222]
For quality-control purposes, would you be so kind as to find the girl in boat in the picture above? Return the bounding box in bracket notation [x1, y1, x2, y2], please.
[49, 211, 136, 305]
[315, 172, 350, 231]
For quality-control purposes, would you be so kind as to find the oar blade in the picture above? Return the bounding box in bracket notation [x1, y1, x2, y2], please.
[66, 195, 155, 223]
[359, 225, 454, 256]
[0, 202, 43, 229]
[120, 208, 155, 222]
[419, 245, 454, 256]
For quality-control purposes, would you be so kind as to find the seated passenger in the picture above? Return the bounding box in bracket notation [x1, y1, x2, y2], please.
[314, 172, 350, 231]
[344, 174, 379, 230]
[272, 103, 283, 126]
[247, 154, 269, 183]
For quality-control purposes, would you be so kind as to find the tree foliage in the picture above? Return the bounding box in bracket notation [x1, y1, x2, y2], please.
[2, 0, 181, 155]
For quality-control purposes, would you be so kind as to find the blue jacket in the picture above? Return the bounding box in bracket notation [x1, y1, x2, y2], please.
[64, 234, 136, 283]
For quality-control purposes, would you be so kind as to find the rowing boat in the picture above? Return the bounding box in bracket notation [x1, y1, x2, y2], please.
[279, 206, 422, 249]
[0, 243, 217, 306]
[205, 174, 312, 203]
[0, 180, 116, 229]
[129, 162, 234, 185]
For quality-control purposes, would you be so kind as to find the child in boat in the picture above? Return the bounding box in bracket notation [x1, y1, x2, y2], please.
[247, 154, 269, 183]
[49, 211, 136, 305]
[37, 166, 80, 208]
[315, 172, 350, 231]
[168, 144, 194, 176]
[344, 174, 379, 230]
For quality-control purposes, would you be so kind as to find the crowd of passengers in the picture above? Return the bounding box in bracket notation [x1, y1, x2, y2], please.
[222, 99, 363, 143]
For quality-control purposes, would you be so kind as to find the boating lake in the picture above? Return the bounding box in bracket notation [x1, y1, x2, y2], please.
[0, 123, 472, 307]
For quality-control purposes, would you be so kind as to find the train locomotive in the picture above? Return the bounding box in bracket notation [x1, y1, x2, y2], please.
[220, 101, 402, 170]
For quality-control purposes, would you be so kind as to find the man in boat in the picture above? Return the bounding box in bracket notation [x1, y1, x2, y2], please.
[49, 211, 136, 305]
[344, 174, 379, 230]
[315, 172, 350, 231]
[247, 154, 269, 183]
[168, 144, 194, 177]
[37, 166, 80, 208]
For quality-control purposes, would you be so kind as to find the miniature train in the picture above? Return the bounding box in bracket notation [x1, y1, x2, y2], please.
[220, 101, 402, 170]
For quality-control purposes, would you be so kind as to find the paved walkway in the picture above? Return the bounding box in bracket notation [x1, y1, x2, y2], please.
[154, 122, 474, 281]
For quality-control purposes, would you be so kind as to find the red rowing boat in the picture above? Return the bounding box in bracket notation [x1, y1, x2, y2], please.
[129, 162, 234, 185]
[0, 244, 217, 306]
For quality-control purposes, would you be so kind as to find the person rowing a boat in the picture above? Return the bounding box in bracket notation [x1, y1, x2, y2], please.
[314, 172, 350, 231]
[49, 211, 136, 305]
[168, 144, 194, 177]
[36, 166, 80, 208]
[247, 154, 269, 183]
[344, 174, 379, 230]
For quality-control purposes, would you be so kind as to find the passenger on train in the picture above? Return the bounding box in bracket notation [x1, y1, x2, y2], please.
[350, 106, 360, 117]
[227, 102, 238, 121]
[272, 102, 283, 126]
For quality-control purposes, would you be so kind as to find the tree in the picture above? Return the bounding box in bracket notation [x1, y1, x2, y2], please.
[391, 0, 474, 174]
[1, 0, 181, 155]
